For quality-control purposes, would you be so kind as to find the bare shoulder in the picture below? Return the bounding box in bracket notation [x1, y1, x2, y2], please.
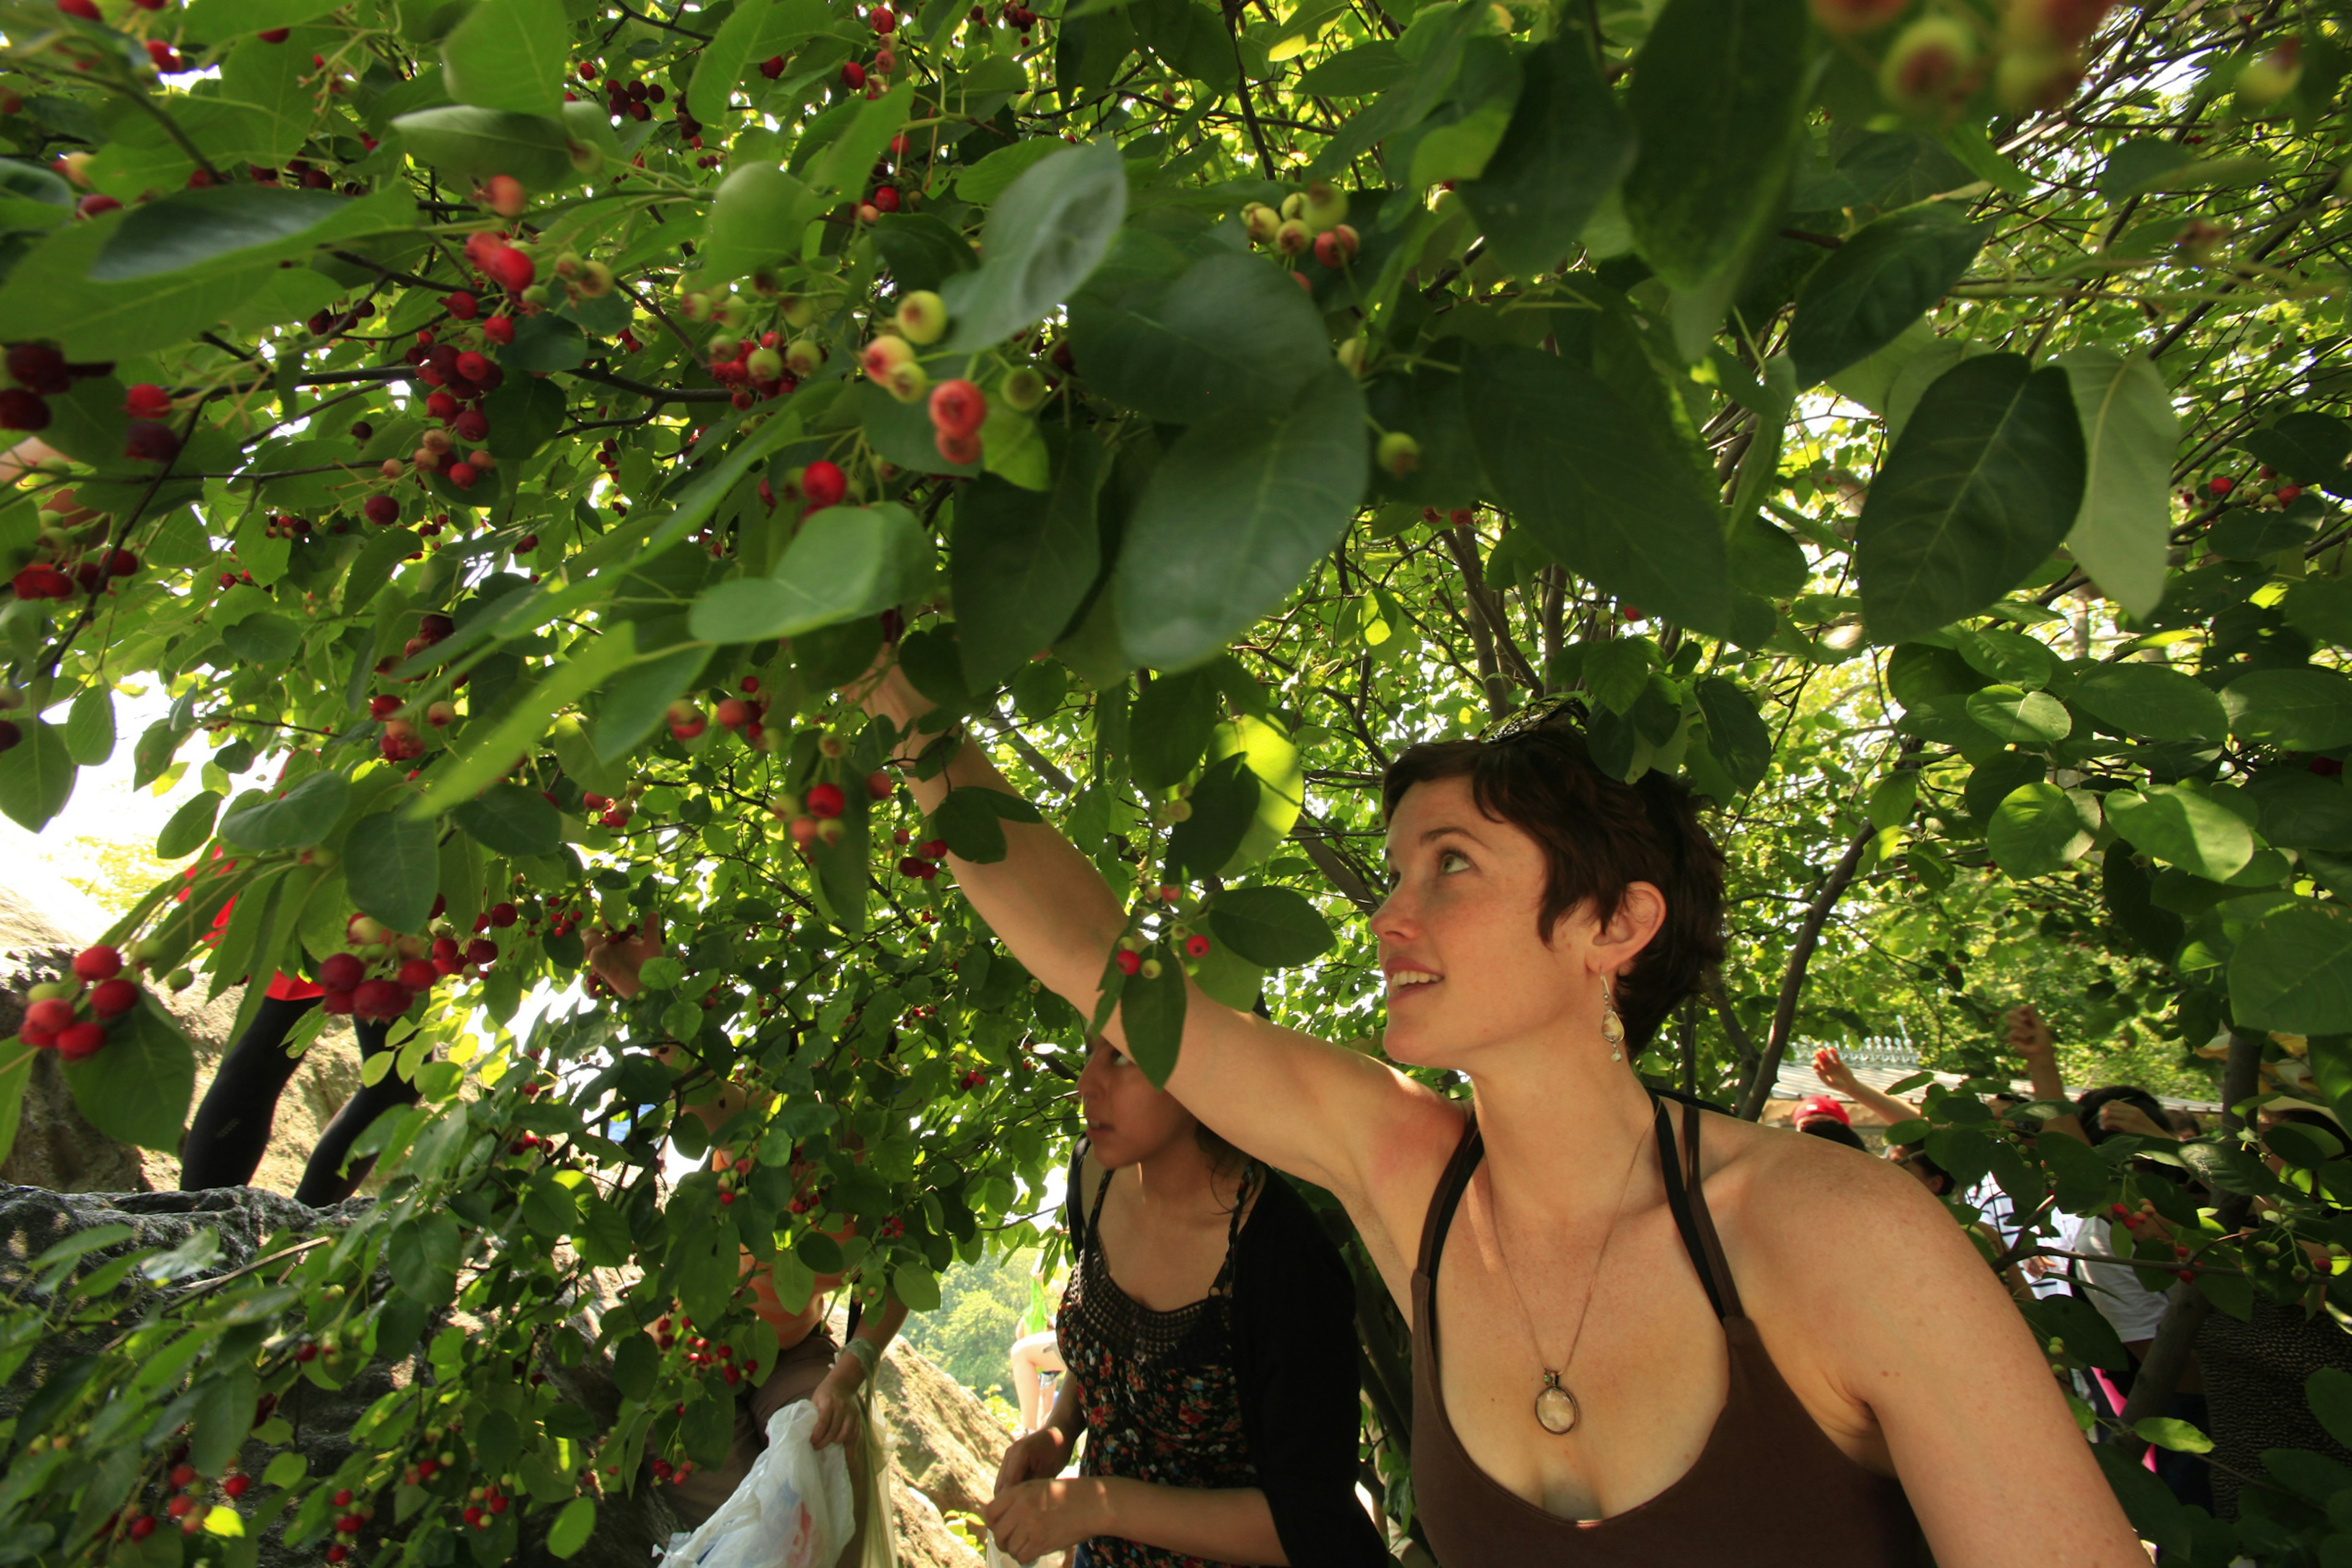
[1697, 1109, 1958, 1239]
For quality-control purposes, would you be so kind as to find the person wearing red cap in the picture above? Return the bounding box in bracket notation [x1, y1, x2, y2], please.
[1792, 1093, 1868, 1152]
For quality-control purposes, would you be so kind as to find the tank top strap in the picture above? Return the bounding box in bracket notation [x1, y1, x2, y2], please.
[1414, 1112, 1484, 1280]
[1654, 1098, 1746, 1321]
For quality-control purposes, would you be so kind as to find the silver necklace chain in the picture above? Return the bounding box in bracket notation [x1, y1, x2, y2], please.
[1487, 1120, 1653, 1436]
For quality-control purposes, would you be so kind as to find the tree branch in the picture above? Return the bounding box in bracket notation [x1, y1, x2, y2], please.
[1733, 820, 1877, 1121]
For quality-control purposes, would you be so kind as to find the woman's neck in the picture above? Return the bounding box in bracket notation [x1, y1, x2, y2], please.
[1118, 1133, 1236, 1229]
[1469, 1034, 1660, 1224]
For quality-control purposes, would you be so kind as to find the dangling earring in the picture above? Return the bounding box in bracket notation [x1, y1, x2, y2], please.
[1600, 977, 1626, 1063]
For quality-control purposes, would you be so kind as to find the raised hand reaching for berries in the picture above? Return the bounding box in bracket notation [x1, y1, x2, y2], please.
[583, 915, 663, 999]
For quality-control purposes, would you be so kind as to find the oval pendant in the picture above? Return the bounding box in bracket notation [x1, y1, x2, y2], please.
[1535, 1382, 1579, 1435]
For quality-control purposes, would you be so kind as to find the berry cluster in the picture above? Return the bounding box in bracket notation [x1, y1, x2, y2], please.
[895, 832, 949, 880]
[321, 912, 496, 1019]
[16, 944, 141, 1060]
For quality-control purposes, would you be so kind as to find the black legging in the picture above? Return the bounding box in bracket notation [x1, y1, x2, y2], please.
[180, 993, 423, 1208]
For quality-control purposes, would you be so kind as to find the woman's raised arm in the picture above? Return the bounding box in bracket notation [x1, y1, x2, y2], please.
[856, 663, 1435, 1207]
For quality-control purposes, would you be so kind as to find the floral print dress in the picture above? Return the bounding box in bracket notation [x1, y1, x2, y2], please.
[1056, 1152, 1262, 1568]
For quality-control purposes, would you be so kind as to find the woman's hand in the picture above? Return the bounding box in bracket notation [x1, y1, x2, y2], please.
[984, 1477, 1103, 1562]
[1812, 1046, 1863, 1096]
[2006, 1003, 2054, 1057]
[993, 1426, 1069, 1496]
[808, 1357, 866, 1450]
[582, 916, 663, 1000]
[2097, 1100, 2176, 1141]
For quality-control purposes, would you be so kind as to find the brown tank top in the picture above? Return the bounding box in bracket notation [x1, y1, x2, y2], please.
[1410, 1096, 1928, 1566]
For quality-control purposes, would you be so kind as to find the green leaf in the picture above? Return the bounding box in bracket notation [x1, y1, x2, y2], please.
[500, 311, 586, 373]
[1964, 685, 2071, 746]
[1465, 344, 1730, 636]
[417, 626, 638, 811]
[2106, 785, 2256, 882]
[951, 137, 1063, 204]
[62, 687, 115, 767]
[1855, 354, 2087, 644]
[689, 0, 772, 129]
[2223, 667, 2352, 753]
[1129, 668, 1223, 793]
[2068, 663, 2228, 742]
[933, 786, 1010, 863]
[2307, 1366, 2352, 1452]
[2052, 348, 2177, 620]
[889, 1263, 941, 1313]
[2247, 771, 2352, 851]
[1294, 40, 1405, 96]
[0, 720, 76, 832]
[0, 215, 279, 360]
[2239, 411, 2352, 499]
[689, 507, 924, 643]
[2132, 1417, 2214, 1455]
[179, 0, 344, 36]
[1620, 0, 1808, 290]
[953, 438, 1104, 689]
[546, 1498, 595, 1559]
[942, 139, 1127, 350]
[1114, 366, 1369, 670]
[221, 612, 303, 665]
[0, 1043, 28, 1172]
[219, 771, 350, 853]
[1167, 752, 1259, 880]
[868, 216, 977, 300]
[696, 163, 820, 288]
[1119, 947, 1187, 1087]
[1582, 638, 1651, 714]
[2231, 905, 2352, 1036]
[801, 81, 915, 200]
[449, 783, 562, 857]
[1787, 205, 1987, 387]
[1069, 251, 1332, 424]
[442, 0, 569, 116]
[1988, 782, 2096, 878]
[390, 107, 577, 192]
[344, 809, 441, 933]
[1695, 676, 1771, 790]
[156, 791, 222, 859]
[1208, 885, 1335, 968]
[1452, 30, 1633, 279]
[90, 187, 402, 284]
[59, 997, 195, 1152]
[611, 1332, 657, 1403]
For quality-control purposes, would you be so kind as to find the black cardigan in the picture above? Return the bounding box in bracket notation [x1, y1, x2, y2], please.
[1066, 1146, 1390, 1567]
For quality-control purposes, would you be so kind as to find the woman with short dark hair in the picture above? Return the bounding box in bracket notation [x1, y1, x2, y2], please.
[862, 669, 2143, 1567]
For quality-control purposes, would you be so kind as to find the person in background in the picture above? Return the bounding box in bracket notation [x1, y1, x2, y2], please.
[1790, 1093, 1869, 1152]
[2195, 1100, 2352, 1517]
[1008, 1328, 1068, 1434]
[587, 924, 903, 1556]
[1809, 1049, 1923, 1130]
[179, 843, 420, 1208]
[986, 1039, 1386, 1567]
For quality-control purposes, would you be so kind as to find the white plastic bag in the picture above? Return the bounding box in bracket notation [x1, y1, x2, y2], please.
[660, 1400, 857, 1568]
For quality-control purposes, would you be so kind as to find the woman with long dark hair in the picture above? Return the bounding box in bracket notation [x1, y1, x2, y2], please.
[984, 1040, 1386, 1566]
[862, 666, 2144, 1567]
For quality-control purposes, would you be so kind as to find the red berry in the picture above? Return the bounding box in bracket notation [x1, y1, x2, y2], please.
[2209, 475, 2233, 496]
[74, 944, 123, 982]
[870, 186, 900, 213]
[258, 25, 290, 39]
[2278, 484, 2304, 504]
[872, 5, 895, 28]
[58, 0, 98, 17]
[129, 1518, 157, 1541]
[5, 344, 67, 395]
[918, 838, 946, 859]
[484, 246, 533, 292]
[866, 770, 894, 799]
[453, 408, 489, 443]
[364, 496, 399, 526]
[802, 459, 847, 508]
[223, 1474, 251, 1499]
[447, 461, 478, 489]
[1184, 934, 1210, 959]
[352, 979, 410, 1019]
[56, 1021, 106, 1060]
[446, 290, 479, 320]
[842, 59, 867, 88]
[320, 952, 364, 990]
[935, 428, 981, 466]
[26, 998, 74, 1034]
[466, 938, 498, 966]
[489, 902, 518, 927]
[1115, 949, 1142, 975]
[0, 389, 51, 432]
[397, 958, 437, 990]
[716, 697, 752, 729]
[124, 420, 179, 463]
[759, 54, 785, 77]
[89, 978, 138, 1017]
[123, 382, 172, 418]
[927, 379, 986, 439]
[483, 315, 515, 345]
[807, 782, 845, 819]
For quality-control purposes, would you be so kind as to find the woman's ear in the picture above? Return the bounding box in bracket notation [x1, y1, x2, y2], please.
[1592, 881, 1666, 972]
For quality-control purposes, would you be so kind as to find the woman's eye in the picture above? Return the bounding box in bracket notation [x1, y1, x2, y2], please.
[1439, 850, 1471, 873]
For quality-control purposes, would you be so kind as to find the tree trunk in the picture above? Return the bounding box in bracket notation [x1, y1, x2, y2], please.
[1732, 823, 1876, 1120]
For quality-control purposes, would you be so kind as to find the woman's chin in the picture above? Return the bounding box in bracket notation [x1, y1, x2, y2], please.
[1379, 1023, 1454, 1072]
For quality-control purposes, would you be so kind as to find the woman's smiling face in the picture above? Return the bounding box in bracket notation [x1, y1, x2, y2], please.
[1372, 775, 1602, 1071]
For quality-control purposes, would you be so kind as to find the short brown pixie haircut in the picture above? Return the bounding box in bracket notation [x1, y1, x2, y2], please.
[1379, 712, 1726, 1054]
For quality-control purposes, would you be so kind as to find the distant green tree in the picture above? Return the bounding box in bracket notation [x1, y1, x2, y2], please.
[900, 1249, 1049, 1403]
